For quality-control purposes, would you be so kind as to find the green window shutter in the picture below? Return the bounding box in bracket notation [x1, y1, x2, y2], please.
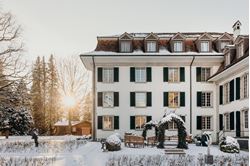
[197, 92, 202, 107]
[97, 67, 103, 82]
[163, 92, 169, 107]
[180, 67, 185, 82]
[130, 116, 135, 129]
[130, 67, 135, 82]
[180, 92, 185, 107]
[230, 112, 234, 130]
[114, 67, 119, 82]
[219, 85, 223, 105]
[197, 116, 202, 130]
[236, 77, 240, 100]
[114, 92, 119, 107]
[130, 92, 135, 107]
[97, 92, 103, 107]
[114, 116, 119, 129]
[146, 116, 152, 122]
[163, 67, 168, 82]
[147, 92, 152, 107]
[196, 67, 201, 82]
[97, 116, 103, 129]
[230, 79, 234, 102]
[219, 114, 223, 130]
[146, 67, 152, 82]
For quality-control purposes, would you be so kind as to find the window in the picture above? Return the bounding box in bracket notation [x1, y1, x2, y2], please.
[135, 92, 146, 107]
[120, 41, 131, 52]
[103, 92, 114, 107]
[225, 53, 230, 66]
[244, 110, 248, 129]
[200, 41, 209, 52]
[168, 68, 179, 82]
[201, 92, 212, 107]
[103, 116, 113, 130]
[103, 68, 114, 83]
[174, 41, 183, 52]
[241, 74, 249, 99]
[202, 116, 211, 130]
[146, 41, 157, 52]
[168, 121, 177, 130]
[135, 116, 146, 130]
[238, 43, 244, 58]
[201, 68, 211, 82]
[135, 68, 146, 82]
[168, 92, 179, 108]
[225, 114, 230, 130]
[221, 41, 230, 50]
[224, 83, 230, 104]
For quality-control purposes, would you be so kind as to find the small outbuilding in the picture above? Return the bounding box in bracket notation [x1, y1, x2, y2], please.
[54, 120, 91, 136]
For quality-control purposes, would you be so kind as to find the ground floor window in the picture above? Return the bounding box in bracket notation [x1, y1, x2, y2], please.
[103, 116, 113, 130]
[224, 113, 230, 130]
[202, 116, 211, 130]
[135, 116, 146, 130]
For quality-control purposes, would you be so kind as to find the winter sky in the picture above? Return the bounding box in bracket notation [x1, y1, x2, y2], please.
[2, 0, 249, 61]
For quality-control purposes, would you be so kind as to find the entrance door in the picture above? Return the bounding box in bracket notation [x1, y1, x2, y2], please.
[236, 111, 241, 137]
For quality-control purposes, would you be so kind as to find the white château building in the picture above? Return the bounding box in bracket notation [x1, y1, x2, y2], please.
[80, 21, 249, 143]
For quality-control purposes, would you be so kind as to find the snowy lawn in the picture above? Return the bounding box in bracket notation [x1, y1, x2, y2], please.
[0, 136, 248, 166]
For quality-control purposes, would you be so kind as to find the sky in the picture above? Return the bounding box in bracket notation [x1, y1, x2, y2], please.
[2, 0, 249, 62]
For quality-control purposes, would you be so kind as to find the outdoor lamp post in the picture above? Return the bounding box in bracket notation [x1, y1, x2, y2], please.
[63, 95, 76, 135]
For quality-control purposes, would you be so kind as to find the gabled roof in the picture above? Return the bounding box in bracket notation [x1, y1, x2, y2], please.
[234, 35, 248, 44]
[171, 32, 186, 40]
[197, 32, 214, 40]
[119, 32, 133, 40]
[217, 32, 233, 40]
[145, 32, 159, 40]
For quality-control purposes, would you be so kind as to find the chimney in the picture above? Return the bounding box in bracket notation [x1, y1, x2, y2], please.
[232, 20, 242, 40]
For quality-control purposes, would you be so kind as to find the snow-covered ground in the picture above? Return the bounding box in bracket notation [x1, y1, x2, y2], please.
[0, 136, 248, 166]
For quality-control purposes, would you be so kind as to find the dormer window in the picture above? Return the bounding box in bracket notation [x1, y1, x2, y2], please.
[221, 41, 230, 50]
[174, 41, 183, 52]
[146, 41, 157, 52]
[120, 41, 131, 52]
[200, 41, 209, 52]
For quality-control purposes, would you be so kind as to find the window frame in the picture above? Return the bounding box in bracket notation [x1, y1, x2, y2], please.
[224, 113, 230, 131]
[146, 41, 157, 52]
[200, 67, 211, 82]
[102, 116, 114, 130]
[135, 92, 147, 108]
[135, 115, 147, 130]
[168, 92, 180, 108]
[201, 92, 213, 108]
[102, 68, 114, 83]
[168, 67, 179, 83]
[221, 41, 230, 50]
[223, 82, 230, 104]
[173, 41, 183, 52]
[120, 41, 131, 53]
[241, 73, 249, 99]
[135, 67, 146, 83]
[200, 41, 210, 52]
[244, 109, 248, 129]
[202, 116, 212, 130]
[103, 92, 114, 108]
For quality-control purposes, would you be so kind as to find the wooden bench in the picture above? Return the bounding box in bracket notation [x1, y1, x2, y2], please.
[124, 135, 144, 148]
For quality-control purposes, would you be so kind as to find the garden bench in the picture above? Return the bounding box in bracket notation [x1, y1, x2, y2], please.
[124, 135, 144, 148]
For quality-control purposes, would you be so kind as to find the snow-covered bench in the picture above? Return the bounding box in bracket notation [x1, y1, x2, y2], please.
[124, 135, 144, 148]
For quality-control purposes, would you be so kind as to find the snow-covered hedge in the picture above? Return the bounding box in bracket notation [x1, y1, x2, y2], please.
[106, 133, 121, 151]
[219, 136, 240, 153]
[0, 156, 56, 166]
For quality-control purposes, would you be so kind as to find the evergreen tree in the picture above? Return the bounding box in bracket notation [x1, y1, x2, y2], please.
[41, 56, 48, 132]
[47, 54, 60, 134]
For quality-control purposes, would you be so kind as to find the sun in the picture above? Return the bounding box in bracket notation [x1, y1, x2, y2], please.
[62, 95, 76, 107]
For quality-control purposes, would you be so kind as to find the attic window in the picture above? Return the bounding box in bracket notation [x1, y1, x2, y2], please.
[174, 41, 183, 52]
[120, 41, 131, 52]
[200, 41, 209, 52]
[146, 41, 157, 52]
[221, 42, 230, 50]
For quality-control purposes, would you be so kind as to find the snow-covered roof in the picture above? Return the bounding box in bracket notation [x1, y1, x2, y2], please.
[54, 120, 80, 126]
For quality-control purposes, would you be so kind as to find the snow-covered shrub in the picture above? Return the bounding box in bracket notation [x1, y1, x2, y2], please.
[219, 136, 240, 153]
[106, 133, 121, 151]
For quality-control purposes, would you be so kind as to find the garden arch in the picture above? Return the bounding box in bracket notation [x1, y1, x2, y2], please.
[157, 113, 188, 149]
[142, 121, 158, 140]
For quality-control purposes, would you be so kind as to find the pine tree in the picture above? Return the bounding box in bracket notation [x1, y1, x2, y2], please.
[31, 56, 46, 134]
[47, 54, 60, 134]
[41, 56, 48, 132]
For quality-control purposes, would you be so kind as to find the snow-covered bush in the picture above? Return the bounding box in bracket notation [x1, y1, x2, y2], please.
[219, 136, 240, 153]
[106, 133, 121, 151]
